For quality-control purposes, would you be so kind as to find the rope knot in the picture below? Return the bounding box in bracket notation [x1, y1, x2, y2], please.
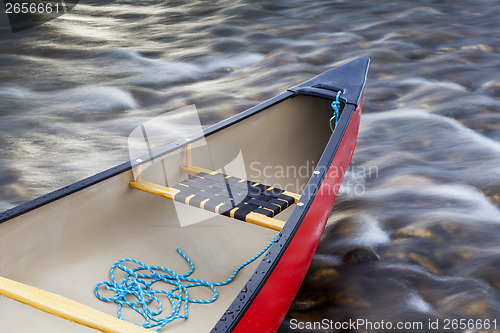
[329, 90, 342, 132]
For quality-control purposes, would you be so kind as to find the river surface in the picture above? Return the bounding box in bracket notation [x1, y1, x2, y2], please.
[1, 0, 500, 332]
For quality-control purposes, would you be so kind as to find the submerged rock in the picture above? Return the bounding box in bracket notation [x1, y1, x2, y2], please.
[463, 299, 493, 316]
[482, 184, 500, 206]
[408, 252, 441, 275]
[329, 292, 371, 308]
[0, 183, 30, 201]
[342, 247, 380, 265]
[388, 174, 435, 189]
[393, 224, 444, 241]
[289, 291, 328, 311]
[306, 254, 341, 283]
[308, 267, 340, 283]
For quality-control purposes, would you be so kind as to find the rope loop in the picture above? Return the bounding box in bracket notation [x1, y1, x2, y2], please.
[329, 90, 342, 132]
[95, 233, 279, 331]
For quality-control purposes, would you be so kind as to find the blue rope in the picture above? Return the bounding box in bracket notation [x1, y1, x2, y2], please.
[94, 233, 279, 331]
[329, 90, 342, 132]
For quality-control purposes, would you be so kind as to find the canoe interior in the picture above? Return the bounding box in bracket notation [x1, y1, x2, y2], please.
[0, 95, 337, 332]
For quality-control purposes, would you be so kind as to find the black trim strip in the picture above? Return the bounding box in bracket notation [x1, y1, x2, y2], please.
[0, 162, 132, 223]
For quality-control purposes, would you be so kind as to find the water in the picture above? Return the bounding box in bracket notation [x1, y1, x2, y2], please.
[1, 0, 500, 331]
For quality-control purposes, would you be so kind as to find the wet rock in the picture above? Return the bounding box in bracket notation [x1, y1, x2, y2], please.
[458, 255, 500, 290]
[393, 224, 440, 241]
[0, 183, 30, 200]
[328, 292, 370, 308]
[342, 247, 380, 265]
[215, 67, 236, 73]
[256, 50, 299, 67]
[380, 247, 409, 262]
[460, 44, 494, 53]
[380, 237, 445, 272]
[337, 297, 370, 308]
[479, 80, 500, 99]
[482, 184, 500, 206]
[435, 245, 478, 266]
[305, 254, 341, 283]
[412, 28, 457, 43]
[436, 292, 469, 313]
[217, 103, 238, 118]
[245, 91, 267, 101]
[309, 267, 340, 283]
[324, 217, 363, 239]
[409, 253, 441, 275]
[464, 114, 500, 133]
[301, 52, 332, 66]
[264, 28, 279, 35]
[387, 174, 435, 189]
[289, 291, 328, 311]
[439, 220, 459, 235]
[463, 299, 492, 316]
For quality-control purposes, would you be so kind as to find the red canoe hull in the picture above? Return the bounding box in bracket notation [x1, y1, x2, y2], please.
[233, 99, 363, 333]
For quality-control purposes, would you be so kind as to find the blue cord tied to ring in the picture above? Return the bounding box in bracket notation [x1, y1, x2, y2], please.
[94, 233, 279, 331]
[329, 90, 342, 132]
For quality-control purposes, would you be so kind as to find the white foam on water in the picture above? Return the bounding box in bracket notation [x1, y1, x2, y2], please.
[0, 86, 38, 100]
[407, 291, 433, 313]
[54, 18, 125, 42]
[62, 86, 139, 111]
[202, 53, 265, 71]
[359, 109, 500, 187]
[417, 183, 500, 216]
[96, 50, 202, 85]
[357, 215, 391, 247]
[395, 6, 444, 19]
[0, 85, 139, 113]
[334, 214, 391, 248]
[102, 49, 265, 85]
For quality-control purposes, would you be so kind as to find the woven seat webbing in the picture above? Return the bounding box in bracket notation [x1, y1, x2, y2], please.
[172, 172, 294, 222]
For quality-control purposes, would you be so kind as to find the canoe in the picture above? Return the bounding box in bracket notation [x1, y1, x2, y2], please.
[0, 57, 369, 333]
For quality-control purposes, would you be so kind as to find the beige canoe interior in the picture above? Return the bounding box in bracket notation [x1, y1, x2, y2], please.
[0, 96, 337, 332]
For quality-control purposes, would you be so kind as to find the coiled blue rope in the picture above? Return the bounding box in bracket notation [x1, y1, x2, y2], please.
[329, 90, 342, 132]
[94, 233, 279, 331]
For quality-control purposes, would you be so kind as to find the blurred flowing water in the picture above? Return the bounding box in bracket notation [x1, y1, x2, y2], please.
[1, 0, 500, 332]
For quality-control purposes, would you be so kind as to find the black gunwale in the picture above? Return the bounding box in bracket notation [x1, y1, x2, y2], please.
[212, 56, 369, 331]
[0, 91, 294, 224]
[211, 102, 358, 332]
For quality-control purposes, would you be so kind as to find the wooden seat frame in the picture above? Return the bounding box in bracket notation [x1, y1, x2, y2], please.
[130, 144, 300, 231]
